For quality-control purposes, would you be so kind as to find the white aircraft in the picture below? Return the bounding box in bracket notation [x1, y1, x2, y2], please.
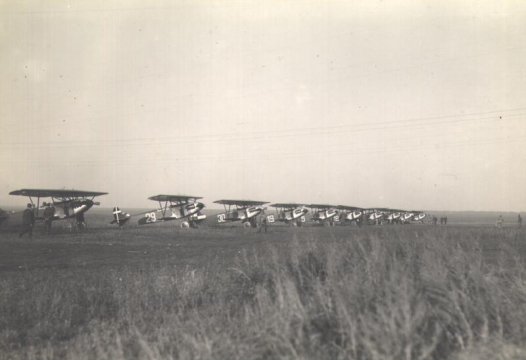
[384, 209, 404, 224]
[412, 212, 427, 223]
[9, 188, 107, 230]
[336, 205, 364, 225]
[363, 208, 387, 225]
[111, 195, 206, 228]
[134, 195, 207, 228]
[268, 203, 309, 226]
[307, 204, 339, 226]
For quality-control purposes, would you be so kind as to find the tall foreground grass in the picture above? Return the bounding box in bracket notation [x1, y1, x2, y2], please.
[1, 228, 526, 359]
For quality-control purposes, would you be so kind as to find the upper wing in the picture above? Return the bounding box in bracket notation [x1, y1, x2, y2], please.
[9, 189, 108, 198]
[336, 205, 363, 211]
[148, 194, 202, 202]
[270, 203, 304, 209]
[214, 199, 269, 206]
[307, 204, 335, 209]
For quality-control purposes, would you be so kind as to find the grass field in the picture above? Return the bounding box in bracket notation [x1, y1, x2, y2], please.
[1, 211, 526, 359]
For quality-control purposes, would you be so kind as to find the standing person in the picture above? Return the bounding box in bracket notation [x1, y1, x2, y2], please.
[432, 216, 438, 225]
[496, 215, 504, 228]
[76, 212, 86, 231]
[445, 216, 448, 225]
[262, 217, 268, 233]
[518, 214, 522, 228]
[19, 203, 35, 238]
[43, 203, 55, 234]
[258, 216, 268, 233]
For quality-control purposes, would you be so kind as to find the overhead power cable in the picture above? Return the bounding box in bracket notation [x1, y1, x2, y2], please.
[2, 133, 525, 168]
[1, 107, 524, 148]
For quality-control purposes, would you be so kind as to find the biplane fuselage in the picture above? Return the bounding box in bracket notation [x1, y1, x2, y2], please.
[366, 210, 385, 222]
[217, 206, 263, 223]
[399, 212, 415, 223]
[278, 208, 308, 222]
[215, 200, 268, 227]
[345, 211, 363, 221]
[41, 199, 96, 220]
[313, 210, 337, 221]
[309, 206, 338, 223]
[412, 213, 426, 223]
[385, 212, 402, 223]
[336, 206, 364, 223]
[270, 204, 308, 224]
[170, 202, 204, 219]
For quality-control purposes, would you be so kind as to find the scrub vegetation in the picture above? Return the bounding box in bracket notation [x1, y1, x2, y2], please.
[1, 224, 526, 359]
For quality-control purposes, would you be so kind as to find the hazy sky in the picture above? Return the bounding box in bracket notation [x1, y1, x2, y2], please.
[1, 0, 526, 211]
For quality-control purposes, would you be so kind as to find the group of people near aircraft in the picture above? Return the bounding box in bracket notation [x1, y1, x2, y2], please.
[3, 188, 430, 236]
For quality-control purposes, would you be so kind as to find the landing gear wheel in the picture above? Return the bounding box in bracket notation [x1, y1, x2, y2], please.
[292, 221, 298, 227]
[181, 221, 190, 228]
[243, 222, 252, 229]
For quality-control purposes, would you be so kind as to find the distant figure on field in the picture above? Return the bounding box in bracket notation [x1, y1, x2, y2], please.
[518, 214, 522, 228]
[432, 216, 438, 225]
[258, 217, 268, 233]
[496, 215, 504, 228]
[0, 209, 7, 226]
[43, 203, 55, 234]
[76, 212, 86, 230]
[19, 203, 35, 238]
[444, 216, 448, 225]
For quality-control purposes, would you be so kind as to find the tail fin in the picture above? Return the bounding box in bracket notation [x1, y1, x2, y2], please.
[111, 206, 131, 226]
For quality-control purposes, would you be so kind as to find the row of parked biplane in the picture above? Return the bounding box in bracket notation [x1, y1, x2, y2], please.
[2, 189, 427, 230]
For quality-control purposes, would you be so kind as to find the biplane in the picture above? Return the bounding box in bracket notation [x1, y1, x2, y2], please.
[363, 208, 387, 224]
[268, 203, 309, 226]
[398, 211, 413, 223]
[407, 211, 427, 223]
[110, 207, 131, 227]
[135, 195, 206, 228]
[384, 209, 403, 224]
[9, 189, 107, 229]
[307, 204, 339, 226]
[215, 200, 268, 228]
[336, 205, 364, 225]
